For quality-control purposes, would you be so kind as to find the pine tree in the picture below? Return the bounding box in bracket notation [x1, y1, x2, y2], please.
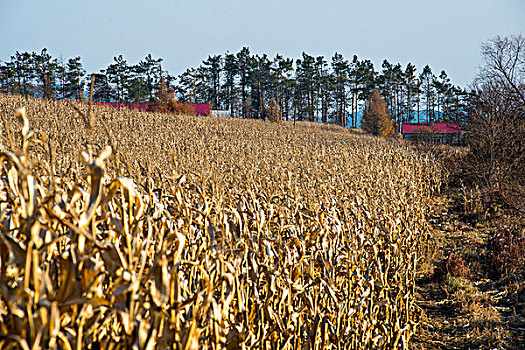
[222, 53, 238, 117]
[434, 70, 451, 121]
[272, 55, 294, 121]
[379, 59, 394, 119]
[296, 53, 317, 121]
[361, 89, 394, 136]
[106, 55, 131, 102]
[202, 55, 222, 108]
[0, 61, 11, 94]
[177, 68, 198, 102]
[13, 51, 36, 97]
[127, 76, 149, 102]
[348, 55, 360, 127]
[391, 63, 404, 128]
[250, 54, 272, 119]
[55, 59, 67, 100]
[92, 72, 113, 102]
[420, 65, 436, 122]
[404, 63, 417, 123]
[357, 59, 377, 121]
[137, 54, 163, 102]
[236, 47, 252, 118]
[33, 49, 59, 100]
[64, 57, 86, 100]
[331, 53, 349, 126]
[315, 56, 330, 123]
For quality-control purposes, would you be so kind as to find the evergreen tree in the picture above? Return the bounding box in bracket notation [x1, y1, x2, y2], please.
[222, 53, 238, 116]
[33, 49, 59, 99]
[137, 54, 163, 102]
[434, 70, 451, 120]
[273, 55, 294, 121]
[177, 68, 198, 102]
[127, 76, 149, 102]
[419, 65, 436, 122]
[250, 54, 272, 118]
[64, 57, 86, 100]
[357, 59, 377, 117]
[348, 55, 360, 127]
[296, 53, 316, 121]
[0, 60, 13, 94]
[202, 55, 222, 108]
[13, 51, 36, 97]
[55, 58, 67, 100]
[331, 53, 349, 126]
[414, 75, 423, 122]
[404, 63, 417, 123]
[315, 55, 330, 123]
[92, 72, 113, 102]
[391, 63, 404, 127]
[379, 59, 394, 119]
[106, 55, 132, 102]
[446, 86, 469, 123]
[194, 65, 209, 102]
[236, 47, 252, 118]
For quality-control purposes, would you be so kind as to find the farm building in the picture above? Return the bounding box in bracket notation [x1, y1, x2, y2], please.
[177, 103, 211, 116]
[211, 110, 231, 117]
[99, 102, 211, 116]
[402, 122, 462, 145]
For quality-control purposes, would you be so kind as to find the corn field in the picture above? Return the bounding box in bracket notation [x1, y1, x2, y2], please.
[0, 95, 443, 349]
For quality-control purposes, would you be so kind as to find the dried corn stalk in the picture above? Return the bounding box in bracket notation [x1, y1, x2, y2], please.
[0, 95, 443, 349]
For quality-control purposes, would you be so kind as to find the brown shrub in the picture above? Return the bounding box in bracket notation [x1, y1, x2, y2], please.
[488, 219, 525, 278]
[435, 253, 470, 281]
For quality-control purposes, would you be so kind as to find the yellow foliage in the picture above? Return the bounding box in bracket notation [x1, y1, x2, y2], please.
[361, 88, 395, 136]
[268, 97, 282, 123]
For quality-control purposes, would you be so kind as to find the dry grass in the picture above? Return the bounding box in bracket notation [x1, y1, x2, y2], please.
[0, 95, 443, 349]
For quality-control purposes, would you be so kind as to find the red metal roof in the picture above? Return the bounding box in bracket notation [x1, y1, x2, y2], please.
[182, 103, 210, 116]
[402, 123, 461, 134]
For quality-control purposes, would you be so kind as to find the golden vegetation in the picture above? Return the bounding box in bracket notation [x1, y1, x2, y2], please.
[360, 89, 394, 137]
[0, 94, 443, 349]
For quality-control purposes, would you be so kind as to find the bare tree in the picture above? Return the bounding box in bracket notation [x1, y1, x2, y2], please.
[478, 35, 525, 105]
[465, 34, 525, 213]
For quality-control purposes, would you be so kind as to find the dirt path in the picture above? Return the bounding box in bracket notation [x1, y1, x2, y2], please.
[411, 196, 525, 349]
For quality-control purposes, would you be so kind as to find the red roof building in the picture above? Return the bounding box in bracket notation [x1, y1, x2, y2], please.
[181, 103, 210, 116]
[402, 122, 462, 145]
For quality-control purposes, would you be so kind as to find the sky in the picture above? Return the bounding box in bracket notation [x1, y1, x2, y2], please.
[1, 0, 524, 87]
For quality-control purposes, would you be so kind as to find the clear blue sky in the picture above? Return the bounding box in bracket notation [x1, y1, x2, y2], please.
[1, 0, 524, 87]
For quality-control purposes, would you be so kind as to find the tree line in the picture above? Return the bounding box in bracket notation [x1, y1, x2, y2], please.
[0, 48, 469, 128]
[0, 49, 167, 105]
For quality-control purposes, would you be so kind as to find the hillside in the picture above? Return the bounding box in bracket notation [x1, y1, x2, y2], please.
[0, 95, 443, 348]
